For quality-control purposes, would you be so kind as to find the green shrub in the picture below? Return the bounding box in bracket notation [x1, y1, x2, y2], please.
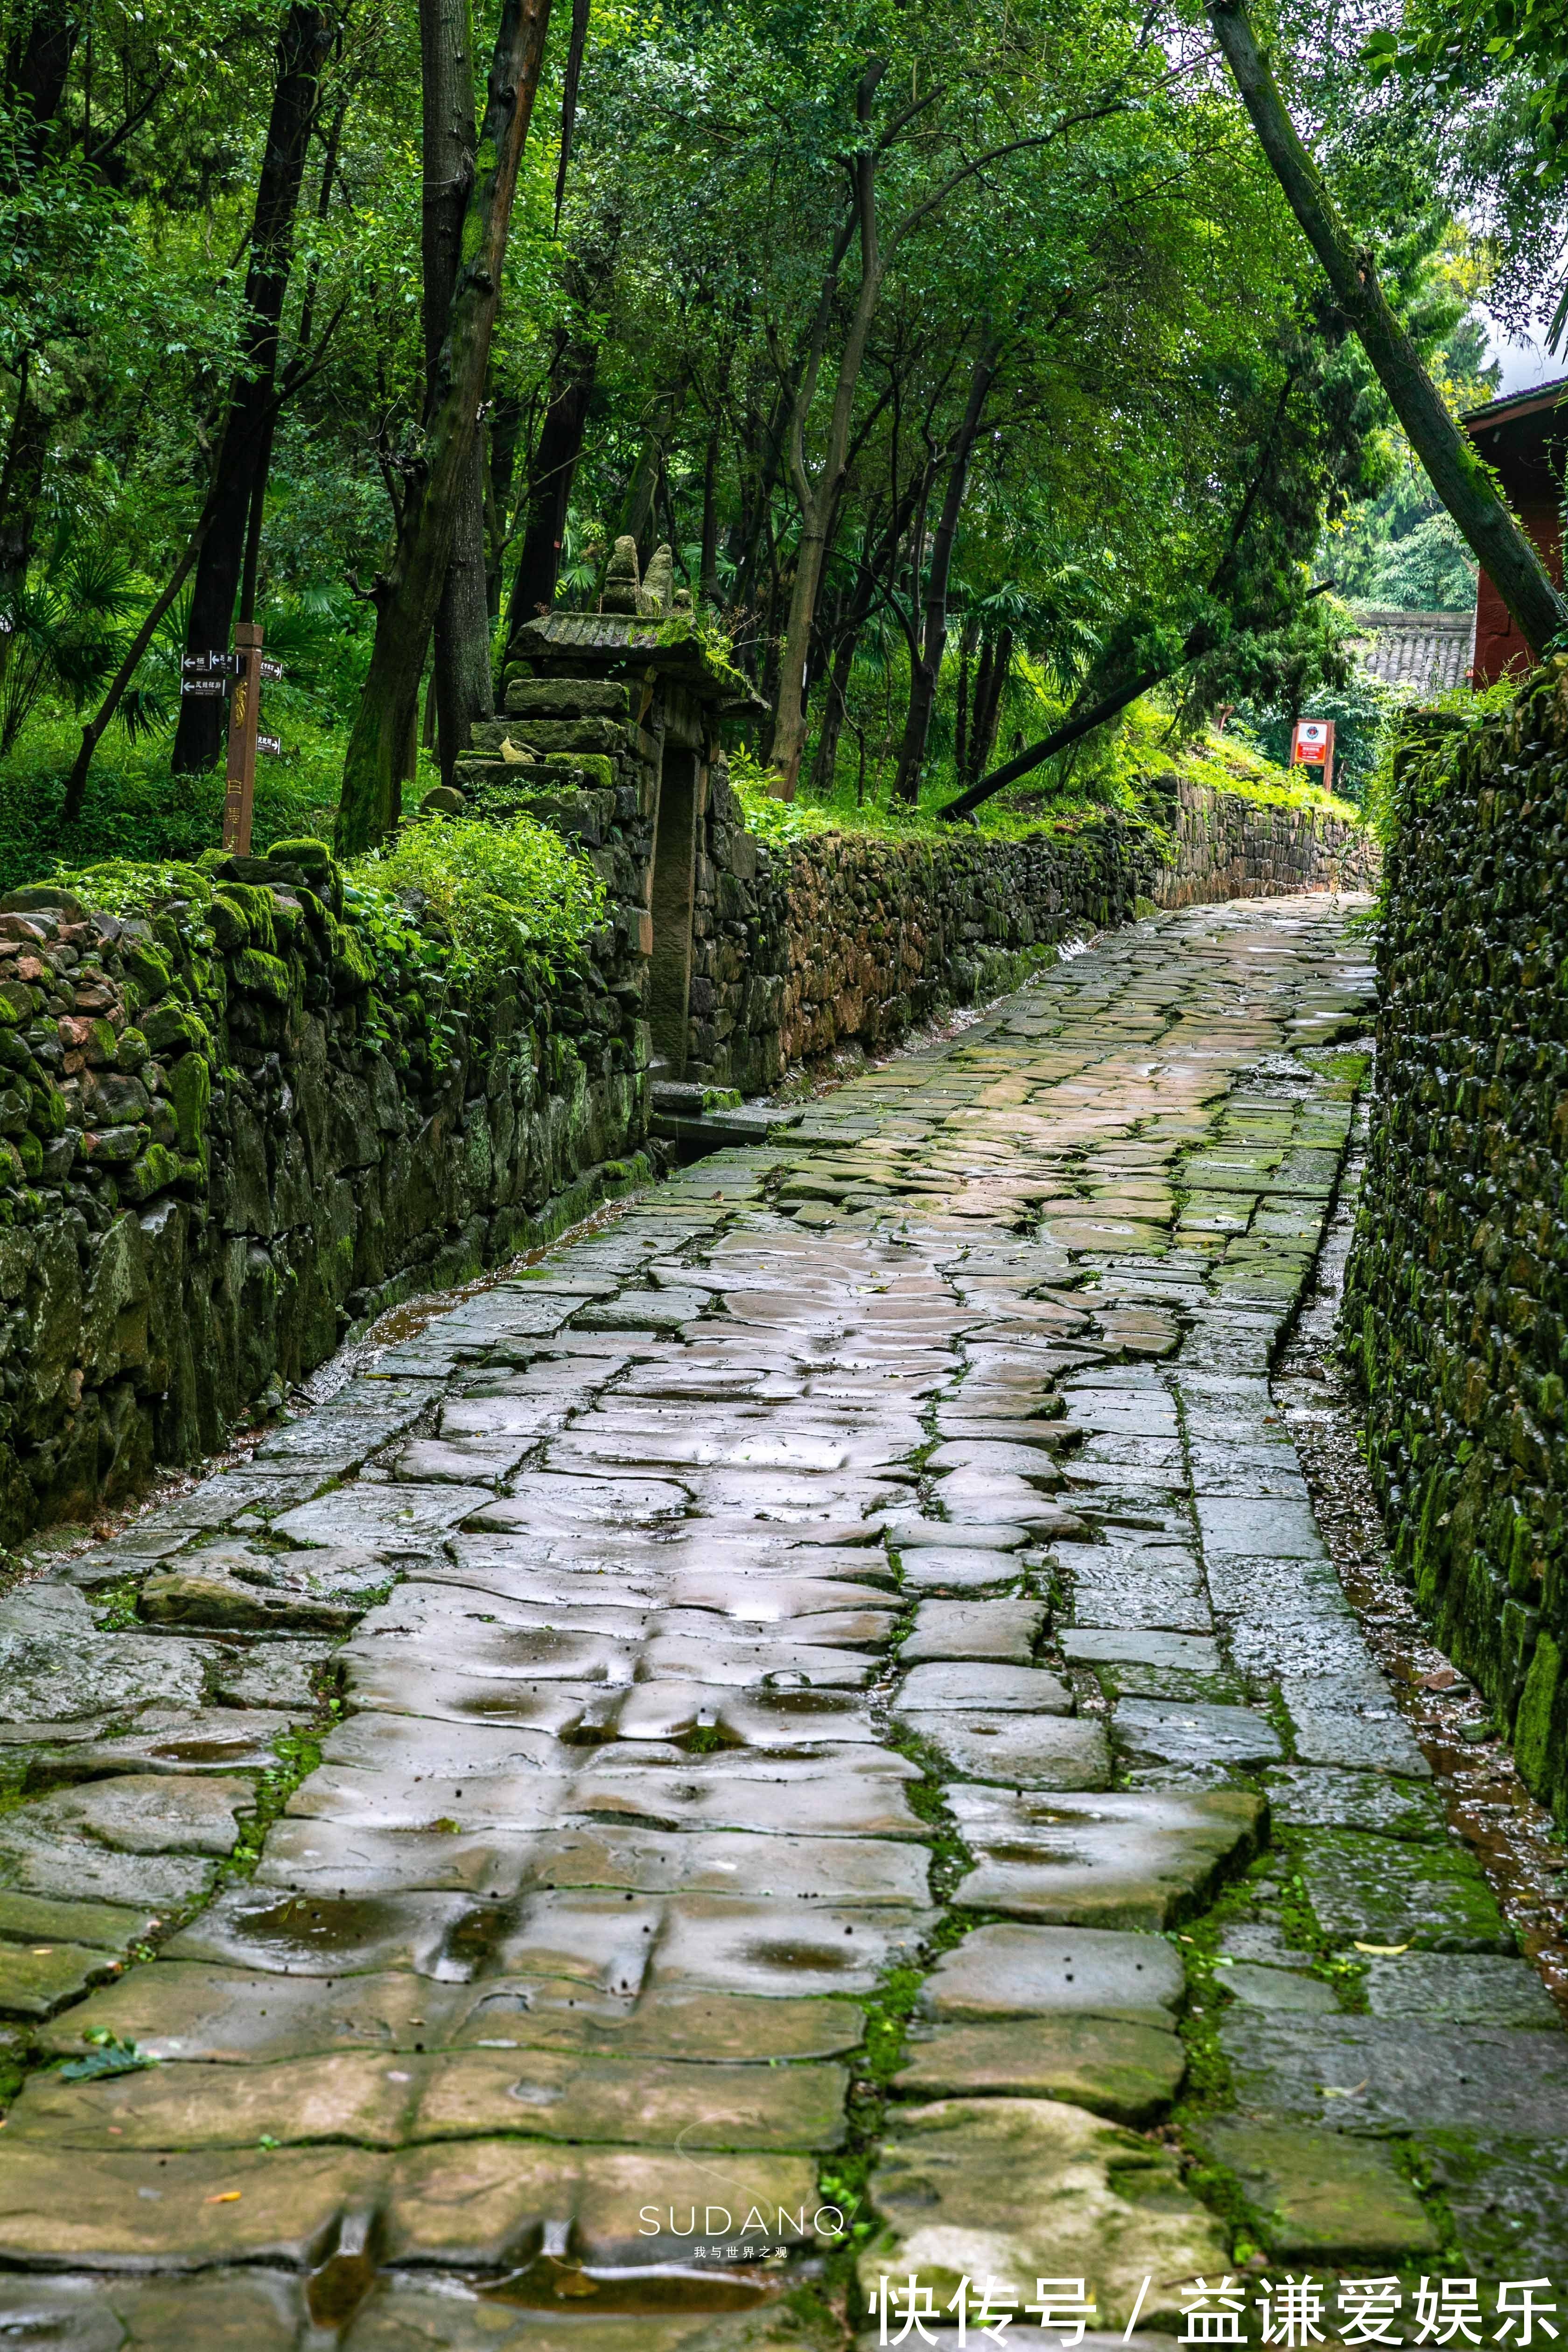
[1361, 672, 1519, 841]
[350, 813, 607, 983]
[727, 746, 836, 844]
[43, 856, 215, 920]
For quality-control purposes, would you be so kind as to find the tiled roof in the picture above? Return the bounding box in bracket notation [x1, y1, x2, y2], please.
[1462, 376, 1568, 427]
[1349, 605, 1474, 694]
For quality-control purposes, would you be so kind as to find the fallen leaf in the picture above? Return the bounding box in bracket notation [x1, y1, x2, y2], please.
[1320, 2080, 1368, 2099]
[1353, 1941, 1409, 1956]
[204, 2191, 242, 2204]
[1421, 1668, 1457, 1691]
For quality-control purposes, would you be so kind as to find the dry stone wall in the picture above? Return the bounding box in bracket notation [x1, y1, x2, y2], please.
[1149, 775, 1380, 907]
[689, 787, 1144, 1092]
[1345, 668, 1568, 1822]
[688, 766, 1377, 1092]
[0, 844, 644, 1546]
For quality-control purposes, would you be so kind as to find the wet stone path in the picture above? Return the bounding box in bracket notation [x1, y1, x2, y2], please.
[0, 897, 1564, 2346]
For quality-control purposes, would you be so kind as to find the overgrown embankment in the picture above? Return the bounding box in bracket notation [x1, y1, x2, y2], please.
[1345, 660, 1568, 1822]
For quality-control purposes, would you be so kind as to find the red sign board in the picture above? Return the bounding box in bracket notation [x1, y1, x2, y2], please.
[1290, 718, 1335, 788]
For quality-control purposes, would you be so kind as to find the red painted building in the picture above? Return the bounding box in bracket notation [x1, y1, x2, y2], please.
[1464, 378, 1568, 684]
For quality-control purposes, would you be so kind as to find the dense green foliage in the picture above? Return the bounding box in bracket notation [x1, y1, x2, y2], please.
[354, 812, 607, 979]
[0, 0, 1540, 868]
[1364, 0, 1568, 336]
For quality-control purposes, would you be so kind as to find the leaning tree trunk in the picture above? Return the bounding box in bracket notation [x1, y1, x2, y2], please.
[171, 2, 330, 773]
[336, 0, 553, 852]
[938, 661, 1166, 821]
[1210, 0, 1567, 654]
[422, 0, 492, 789]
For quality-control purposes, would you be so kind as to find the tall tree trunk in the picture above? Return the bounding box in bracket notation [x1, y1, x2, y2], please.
[891, 337, 997, 803]
[506, 330, 597, 628]
[770, 65, 887, 797]
[422, 0, 491, 789]
[434, 434, 491, 783]
[1210, 0, 1567, 654]
[969, 628, 1010, 781]
[336, 0, 553, 853]
[807, 615, 862, 795]
[0, 17, 83, 687]
[612, 370, 688, 566]
[484, 388, 525, 616]
[5, 9, 80, 175]
[699, 419, 721, 608]
[800, 473, 925, 794]
[727, 381, 789, 634]
[171, 2, 330, 774]
[0, 356, 46, 654]
[953, 620, 972, 784]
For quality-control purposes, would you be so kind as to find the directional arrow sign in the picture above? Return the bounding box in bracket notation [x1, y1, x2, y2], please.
[257, 732, 283, 756]
[258, 657, 285, 681]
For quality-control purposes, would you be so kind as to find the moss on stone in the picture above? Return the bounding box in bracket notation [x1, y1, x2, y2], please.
[168, 1052, 210, 1158]
[1514, 1631, 1561, 1797]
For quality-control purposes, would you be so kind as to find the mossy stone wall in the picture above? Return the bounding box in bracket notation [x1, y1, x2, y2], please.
[1345, 670, 1568, 1821]
[0, 843, 644, 1546]
[1151, 777, 1381, 906]
[689, 770, 1377, 1092]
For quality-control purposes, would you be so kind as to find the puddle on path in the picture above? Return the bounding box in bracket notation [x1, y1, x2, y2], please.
[1276, 1086, 1568, 2017]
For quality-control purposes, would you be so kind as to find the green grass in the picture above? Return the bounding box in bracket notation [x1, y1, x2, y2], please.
[733, 697, 1367, 852]
[1175, 731, 1363, 823]
[0, 707, 377, 894]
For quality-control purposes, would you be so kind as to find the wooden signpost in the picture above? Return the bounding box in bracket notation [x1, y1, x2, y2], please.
[1289, 716, 1336, 793]
[179, 625, 286, 854]
[223, 621, 265, 854]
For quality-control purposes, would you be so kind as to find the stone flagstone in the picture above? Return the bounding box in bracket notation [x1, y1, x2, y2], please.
[1, 896, 1557, 2318]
